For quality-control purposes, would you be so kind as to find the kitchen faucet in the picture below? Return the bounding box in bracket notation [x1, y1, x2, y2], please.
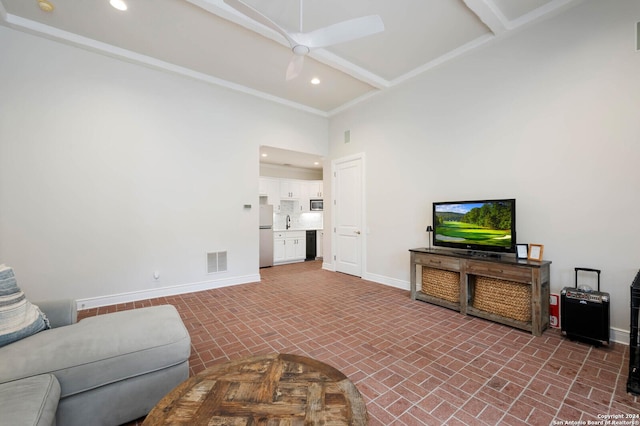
[286, 214, 291, 229]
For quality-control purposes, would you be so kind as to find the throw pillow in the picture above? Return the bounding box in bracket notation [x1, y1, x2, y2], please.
[0, 265, 50, 348]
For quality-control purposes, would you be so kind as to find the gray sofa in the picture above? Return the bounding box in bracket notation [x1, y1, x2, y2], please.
[0, 300, 191, 426]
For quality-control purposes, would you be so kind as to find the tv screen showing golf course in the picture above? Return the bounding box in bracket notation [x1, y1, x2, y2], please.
[433, 199, 515, 252]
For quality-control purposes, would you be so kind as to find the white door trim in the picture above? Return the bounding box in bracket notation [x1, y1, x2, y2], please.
[331, 153, 366, 277]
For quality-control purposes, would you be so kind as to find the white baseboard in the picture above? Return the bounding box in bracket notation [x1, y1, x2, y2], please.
[360, 273, 630, 346]
[610, 327, 629, 345]
[322, 261, 334, 271]
[76, 273, 260, 310]
[363, 272, 409, 290]
[79, 267, 631, 346]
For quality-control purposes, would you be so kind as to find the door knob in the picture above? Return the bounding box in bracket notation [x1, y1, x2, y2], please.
[354, 231, 361, 235]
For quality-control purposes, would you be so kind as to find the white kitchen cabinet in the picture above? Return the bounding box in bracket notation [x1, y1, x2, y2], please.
[273, 236, 286, 263]
[273, 231, 306, 264]
[260, 178, 323, 212]
[259, 177, 281, 209]
[308, 181, 323, 199]
[293, 234, 306, 259]
[280, 180, 303, 199]
[299, 181, 323, 212]
[284, 237, 298, 260]
[259, 177, 268, 196]
[299, 180, 310, 212]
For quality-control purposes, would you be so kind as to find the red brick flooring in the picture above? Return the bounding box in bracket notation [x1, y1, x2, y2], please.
[80, 260, 639, 425]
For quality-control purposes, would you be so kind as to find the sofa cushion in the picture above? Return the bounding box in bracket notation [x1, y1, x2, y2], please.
[0, 374, 60, 426]
[0, 265, 49, 348]
[35, 299, 77, 328]
[0, 305, 191, 398]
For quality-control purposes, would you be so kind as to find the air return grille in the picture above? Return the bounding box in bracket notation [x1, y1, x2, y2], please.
[207, 251, 227, 273]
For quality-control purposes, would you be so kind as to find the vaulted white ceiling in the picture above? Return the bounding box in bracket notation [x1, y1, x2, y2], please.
[0, 0, 581, 116]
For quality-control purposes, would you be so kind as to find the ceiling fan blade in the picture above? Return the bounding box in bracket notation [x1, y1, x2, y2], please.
[223, 0, 297, 47]
[285, 55, 305, 81]
[303, 15, 384, 48]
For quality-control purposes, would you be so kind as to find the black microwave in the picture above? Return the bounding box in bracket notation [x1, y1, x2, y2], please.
[310, 199, 323, 211]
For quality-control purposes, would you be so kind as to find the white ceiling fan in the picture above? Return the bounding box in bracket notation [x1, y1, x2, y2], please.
[223, 0, 384, 81]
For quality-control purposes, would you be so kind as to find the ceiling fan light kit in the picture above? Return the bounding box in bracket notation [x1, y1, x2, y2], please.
[292, 45, 310, 56]
[223, 0, 384, 81]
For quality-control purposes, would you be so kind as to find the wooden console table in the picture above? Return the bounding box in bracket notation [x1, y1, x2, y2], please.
[409, 248, 551, 336]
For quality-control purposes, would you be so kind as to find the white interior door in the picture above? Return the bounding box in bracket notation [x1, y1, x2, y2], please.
[333, 155, 364, 277]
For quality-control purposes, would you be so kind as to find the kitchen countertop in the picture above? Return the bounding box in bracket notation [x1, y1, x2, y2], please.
[273, 228, 323, 232]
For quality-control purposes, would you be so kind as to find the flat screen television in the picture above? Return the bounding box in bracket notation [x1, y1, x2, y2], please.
[432, 199, 516, 254]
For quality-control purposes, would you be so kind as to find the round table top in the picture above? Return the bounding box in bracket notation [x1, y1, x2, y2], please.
[142, 353, 368, 425]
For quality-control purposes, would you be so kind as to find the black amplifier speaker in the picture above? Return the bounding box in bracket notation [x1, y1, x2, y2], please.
[561, 268, 610, 346]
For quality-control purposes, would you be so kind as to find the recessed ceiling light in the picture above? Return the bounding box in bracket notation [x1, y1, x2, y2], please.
[110, 0, 127, 11]
[261, 153, 268, 157]
[310, 78, 321, 85]
[37, 0, 54, 12]
[314, 162, 320, 165]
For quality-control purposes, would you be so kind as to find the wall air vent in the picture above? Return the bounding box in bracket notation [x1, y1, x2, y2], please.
[207, 251, 228, 273]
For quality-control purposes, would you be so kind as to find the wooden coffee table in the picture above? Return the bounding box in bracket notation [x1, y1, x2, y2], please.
[142, 353, 368, 425]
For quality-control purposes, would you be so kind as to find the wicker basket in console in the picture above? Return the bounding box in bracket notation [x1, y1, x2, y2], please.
[472, 276, 531, 322]
[421, 268, 460, 303]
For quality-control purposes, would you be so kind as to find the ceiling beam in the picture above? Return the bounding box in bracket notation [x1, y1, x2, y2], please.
[463, 0, 509, 35]
[509, 0, 581, 30]
[0, 10, 328, 117]
[465, 0, 582, 35]
[185, 0, 389, 89]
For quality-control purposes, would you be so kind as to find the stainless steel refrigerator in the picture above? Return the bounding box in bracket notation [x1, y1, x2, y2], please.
[259, 204, 274, 268]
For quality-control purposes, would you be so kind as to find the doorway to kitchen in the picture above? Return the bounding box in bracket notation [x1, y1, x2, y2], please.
[259, 146, 324, 270]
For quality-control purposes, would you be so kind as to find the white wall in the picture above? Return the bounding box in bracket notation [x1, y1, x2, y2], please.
[0, 26, 328, 306]
[327, 0, 640, 333]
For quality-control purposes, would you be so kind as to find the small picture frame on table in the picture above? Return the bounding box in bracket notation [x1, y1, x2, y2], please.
[528, 244, 544, 261]
[516, 244, 529, 259]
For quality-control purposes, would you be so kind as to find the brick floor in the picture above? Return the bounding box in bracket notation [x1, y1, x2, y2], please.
[79, 260, 639, 425]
